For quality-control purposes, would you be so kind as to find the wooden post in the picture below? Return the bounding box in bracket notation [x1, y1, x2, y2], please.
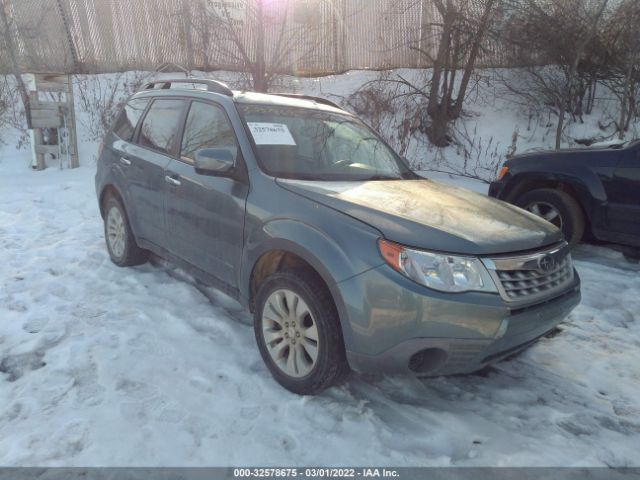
[33, 128, 46, 170]
[66, 74, 79, 168]
[29, 73, 79, 170]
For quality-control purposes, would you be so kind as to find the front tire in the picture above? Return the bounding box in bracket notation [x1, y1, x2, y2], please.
[103, 195, 149, 267]
[516, 188, 585, 247]
[254, 270, 350, 395]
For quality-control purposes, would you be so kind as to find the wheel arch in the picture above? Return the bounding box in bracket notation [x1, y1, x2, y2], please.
[503, 172, 597, 229]
[245, 239, 343, 315]
[98, 184, 123, 218]
[247, 242, 355, 347]
[98, 183, 143, 243]
[241, 221, 371, 350]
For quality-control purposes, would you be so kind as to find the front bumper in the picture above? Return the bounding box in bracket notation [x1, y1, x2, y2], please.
[336, 264, 581, 375]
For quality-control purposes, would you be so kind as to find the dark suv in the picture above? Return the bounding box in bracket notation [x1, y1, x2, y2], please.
[96, 79, 580, 394]
[489, 141, 640, 250]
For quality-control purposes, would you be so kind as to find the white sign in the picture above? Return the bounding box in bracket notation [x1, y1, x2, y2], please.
[247, 123, 296, 146]
[208, 1, 247, 25]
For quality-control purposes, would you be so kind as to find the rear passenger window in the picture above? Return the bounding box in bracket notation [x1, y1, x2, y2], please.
[180, 101, 238, 163]
[113, 98, 149, 141]
[137, 99, 186, 155]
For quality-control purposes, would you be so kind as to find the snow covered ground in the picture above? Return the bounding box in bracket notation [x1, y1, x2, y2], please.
[1, 160, 639, 467]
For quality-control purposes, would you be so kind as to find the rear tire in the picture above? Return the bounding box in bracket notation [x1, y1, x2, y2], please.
[103, 195, 149, 267]
[254, 270, 350, 395]
[516, 188, 585, 247]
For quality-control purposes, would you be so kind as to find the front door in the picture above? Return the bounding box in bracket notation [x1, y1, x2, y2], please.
[164, 100, 249, 286]
[608, 147, 640, 245]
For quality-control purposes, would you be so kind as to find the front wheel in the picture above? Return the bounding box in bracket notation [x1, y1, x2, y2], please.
[253, 270, 350, 395]
[516, 188, 585, 247]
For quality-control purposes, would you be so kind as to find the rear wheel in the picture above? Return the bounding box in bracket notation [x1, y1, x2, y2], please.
[516, 189, 585, 247]
[254, 270, 350, 395]
[103, 195, 149, 267]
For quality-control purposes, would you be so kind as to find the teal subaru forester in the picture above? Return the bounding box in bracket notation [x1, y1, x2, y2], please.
[96, 79, 581, 394]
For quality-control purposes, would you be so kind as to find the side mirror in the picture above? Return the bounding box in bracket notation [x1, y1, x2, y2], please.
[194, 148, 235, 175]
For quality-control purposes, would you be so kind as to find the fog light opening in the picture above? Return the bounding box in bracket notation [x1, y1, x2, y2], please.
[408, 348, 448, 374]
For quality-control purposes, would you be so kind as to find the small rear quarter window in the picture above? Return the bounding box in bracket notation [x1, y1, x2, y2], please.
[113, 98, 150, 141]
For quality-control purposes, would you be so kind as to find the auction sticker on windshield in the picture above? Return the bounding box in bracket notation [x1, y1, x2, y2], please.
[247, 122, 296, 145]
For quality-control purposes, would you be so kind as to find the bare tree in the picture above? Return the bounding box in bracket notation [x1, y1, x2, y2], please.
[348, 0, 500, 151]
[421, 0, 498, 146]
[0, 76, 19, 144]
[75, 72, 150, 143]
[0, 0, 34, 129]
[497, 0, 609, 149]
[0, 0, 63, 151]
[599, 0, 640, 139]
[174, 0, 321, 92]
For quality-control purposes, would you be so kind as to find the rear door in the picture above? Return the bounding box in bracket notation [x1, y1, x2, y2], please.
[127, 98, 187, 248]
[609, 147, 640, 244]
[108, 96, 150, 228]
[164, 100, 249, 287]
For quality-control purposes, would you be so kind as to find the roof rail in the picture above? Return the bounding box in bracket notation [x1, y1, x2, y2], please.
[141, 78, 233, 97]
[270, 93, 342, 110]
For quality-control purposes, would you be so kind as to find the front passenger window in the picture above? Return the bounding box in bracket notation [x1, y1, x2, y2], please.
[180, 101, 238, 163]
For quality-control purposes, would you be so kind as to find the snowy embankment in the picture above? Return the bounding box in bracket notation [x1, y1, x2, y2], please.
[1, 161, 639, 466]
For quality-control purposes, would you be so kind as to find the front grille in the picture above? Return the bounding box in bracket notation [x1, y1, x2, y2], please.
[497, 256, 573, 300]
[484, 243, 575, 305]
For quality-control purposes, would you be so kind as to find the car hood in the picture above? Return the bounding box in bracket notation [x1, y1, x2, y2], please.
[277, 178, 562, 255]
[509, 143, 627, 162]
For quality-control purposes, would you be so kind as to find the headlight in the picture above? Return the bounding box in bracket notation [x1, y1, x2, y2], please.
[496, 165, 509, 181]
[378, 239, 498, 293]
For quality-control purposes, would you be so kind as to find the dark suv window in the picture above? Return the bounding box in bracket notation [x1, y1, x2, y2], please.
[113, 98, 149, 141]
[180, 101, 238, 163]
[138, 99, 186, 155]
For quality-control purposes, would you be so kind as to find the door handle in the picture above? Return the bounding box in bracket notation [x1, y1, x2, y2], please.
[119, 157, 131, 166]
[165, 175, 181, 186]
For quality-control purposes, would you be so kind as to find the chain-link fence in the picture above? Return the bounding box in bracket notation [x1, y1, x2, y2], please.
[1, 0, 512, 75]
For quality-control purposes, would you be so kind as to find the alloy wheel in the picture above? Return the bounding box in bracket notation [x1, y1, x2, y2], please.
[261, 289, 319, 378]
[525, 201, 563, 229]
[106, 206, 126, 258]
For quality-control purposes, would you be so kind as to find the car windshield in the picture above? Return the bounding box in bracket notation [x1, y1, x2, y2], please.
[238, 104, 416, 181]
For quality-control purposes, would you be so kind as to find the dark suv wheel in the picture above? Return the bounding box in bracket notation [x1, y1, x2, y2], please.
[516, 189, 585, 247]
[253, 270, 350, 395]
[103, 195, 149, 267]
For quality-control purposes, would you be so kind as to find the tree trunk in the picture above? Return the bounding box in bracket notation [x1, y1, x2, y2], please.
[427, 111, 450, 147]
[618, 63, 634, 139]
[585, 79, 596, 114]
[555, 102, 565, 149]
[427, 0, 452, 118]
[452, 0, 495, 117]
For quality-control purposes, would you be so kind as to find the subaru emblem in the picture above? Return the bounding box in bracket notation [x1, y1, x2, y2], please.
[537, 255, 557, 272]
